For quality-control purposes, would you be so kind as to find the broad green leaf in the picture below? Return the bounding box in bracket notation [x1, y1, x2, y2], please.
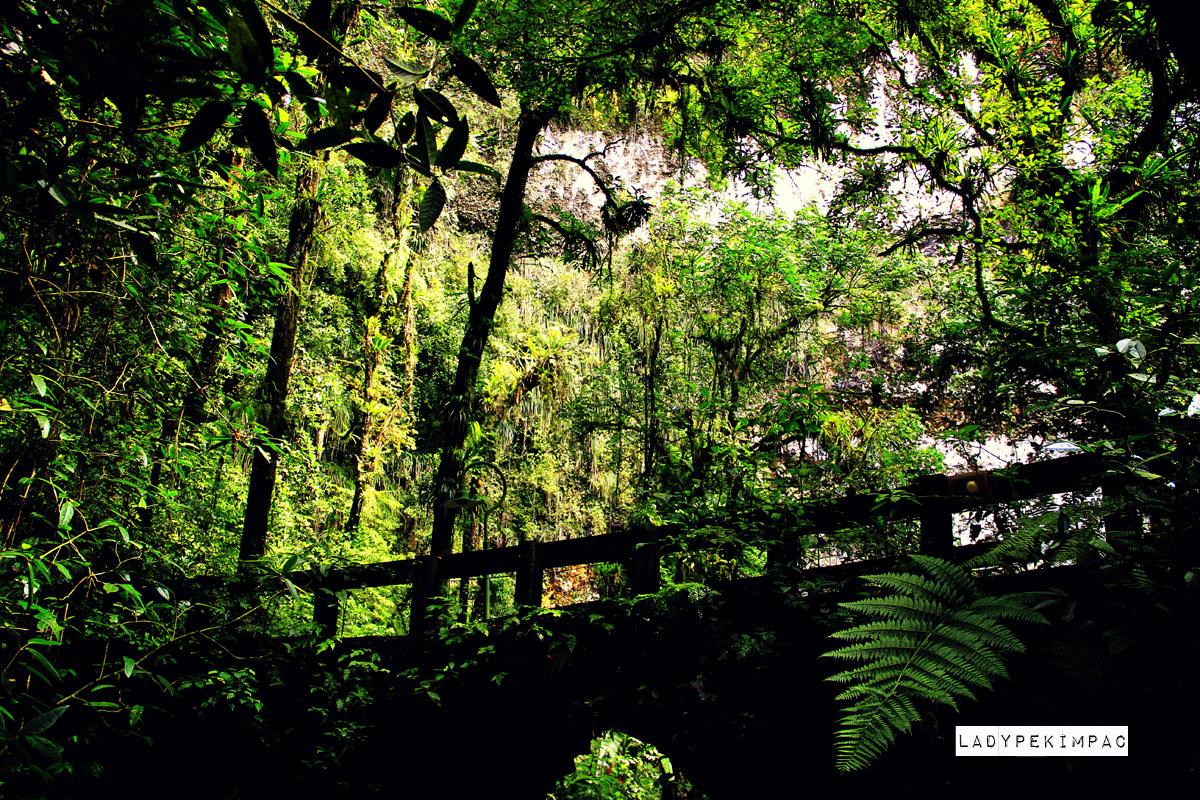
[414, 88, 458, 124]
[343, 142, 405, 168]
[363, 90, 395, 134]
[123, 656, 135, 678]
[31, 374, 47, 397]
[408, 111, 434, 176]
[297, 126, 354, 151]
[179, 100, 232, 152]
[23, 705, 68, 736]
[327, 65, 384, 93]
[240, 103, 279, 175]
[436, 118, 469, 168]
[227, 14, 267, 84]
[419, 179, 446, 231]
[383, 57, 429, 85]
[394, 111, 416, 145]
[284, 69, 319, 99]
[25, 733, 64, 758]
[452, 160, 501, 181]
[396, 7, 452, 41]
[1116, 338, 1145, 359]
[57, 502, 73, 531]
[450, 53, 502, 107]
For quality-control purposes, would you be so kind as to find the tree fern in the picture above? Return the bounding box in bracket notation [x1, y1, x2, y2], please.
[823, 555, 1046, 772]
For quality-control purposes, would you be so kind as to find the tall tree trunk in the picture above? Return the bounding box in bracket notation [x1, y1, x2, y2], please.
[430, 108, 553, 559]
[237, 1, 357, 563]
[239, 166, 323, 562]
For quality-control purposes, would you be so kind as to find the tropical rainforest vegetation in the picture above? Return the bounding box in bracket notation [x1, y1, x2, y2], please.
[1, 0, 1198, 796]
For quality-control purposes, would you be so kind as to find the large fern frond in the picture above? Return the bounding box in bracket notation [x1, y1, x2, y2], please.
[824, 554, 1046, 772]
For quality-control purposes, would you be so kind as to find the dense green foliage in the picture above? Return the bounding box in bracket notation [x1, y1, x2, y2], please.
[1, 0, 1198, 794]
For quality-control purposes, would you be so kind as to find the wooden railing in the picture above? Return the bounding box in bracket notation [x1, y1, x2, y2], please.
[274, 452, 1114, 637]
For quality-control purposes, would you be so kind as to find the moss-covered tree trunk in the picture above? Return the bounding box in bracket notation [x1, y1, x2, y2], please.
[239, 165, 323, 562]
[430, 107, 553, 560]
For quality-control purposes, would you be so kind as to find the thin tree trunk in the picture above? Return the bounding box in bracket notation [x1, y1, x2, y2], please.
[239, 165, 323, 562]
[237, 2, 357, 563]
[430, 107, 553, 559]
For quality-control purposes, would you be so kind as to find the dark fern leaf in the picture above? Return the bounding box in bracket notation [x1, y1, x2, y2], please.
[823, 556, 1045, 772]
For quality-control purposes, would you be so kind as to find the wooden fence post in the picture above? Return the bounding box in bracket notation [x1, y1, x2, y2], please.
[409, 555, 440, 636]
[624, 542, 661, 595]
[514, 540, 543, 608]
[917, 473, 954, 557]
[313, 586, 340, 639]
[1101, 475, 1141, 539]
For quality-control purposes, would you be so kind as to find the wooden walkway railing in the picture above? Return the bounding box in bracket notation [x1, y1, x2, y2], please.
[270, 452, 1114, 637]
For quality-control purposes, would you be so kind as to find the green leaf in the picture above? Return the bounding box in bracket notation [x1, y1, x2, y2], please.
[1116, 338, 1146, 360]
[284, 69, 319, 99]
[394, 111, 416, 145]
[419, 179, 446, 231]
[35, 413, 50, 439]
[123, 656, 135, 678]
[824, 557, 1040, 772]
[408, 111, 434, 176]
[436, 118, 469, 168]
[31, 374, 47, 397]
[23, 705, 68, 736]
[179, 100, 233, 152]
[240, 103, 279, 175]
[363, 90, 395, 134]
[414, 88, 458, 124]
[450, 53, 502, 108]
[297, 126, 354, 151]
[327, 65, 384, 94]
[227, 13, 267, 84]
[453, 0, 478, 30]
[453, 160, 502, 181]
[25, 733, 64, 759]
[233, 0, 273, 63]
[343, 142, 405, 168]
[57, 502, 74, 531]
[396, 7, 452, 41]
[383, 57, 429, 85]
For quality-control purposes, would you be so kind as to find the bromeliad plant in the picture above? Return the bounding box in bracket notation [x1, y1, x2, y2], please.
[823, 555, 1046, 772]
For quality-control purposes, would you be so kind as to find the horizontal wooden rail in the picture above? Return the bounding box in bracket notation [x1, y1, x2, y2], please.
[188, 452, 1115, 638]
